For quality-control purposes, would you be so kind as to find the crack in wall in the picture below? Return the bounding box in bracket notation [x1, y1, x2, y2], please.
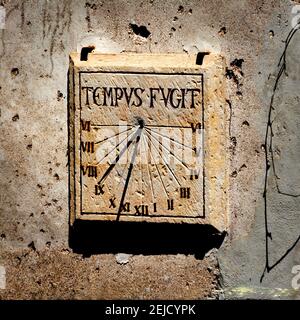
[261, 24, 300, 282]
[43, 0, 72, 75]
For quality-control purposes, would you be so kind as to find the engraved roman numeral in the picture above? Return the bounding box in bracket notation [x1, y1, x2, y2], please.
[120, 202, 130, 212]
[190, 169, 200, 180]
[81, 165, 97, 177]
[81, 141, 94, 153]
[95, 184, 104, 195]
[191, 122, 202, 133]
[109, 197, 116, 208]
[81, 120, 91, 131]
[180, 187, 190, 199]
[167, 199, 174, 210]
[134, 205, 149, 216]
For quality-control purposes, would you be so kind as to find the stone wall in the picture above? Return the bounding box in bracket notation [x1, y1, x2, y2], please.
[0, 0, 300, 299]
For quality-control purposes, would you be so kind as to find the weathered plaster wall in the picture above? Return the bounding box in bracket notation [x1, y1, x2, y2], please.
[0, 0, 299, 299]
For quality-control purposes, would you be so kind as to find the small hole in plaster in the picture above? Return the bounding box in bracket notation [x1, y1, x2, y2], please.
[129, 23, 151, 38]
[177, 5, 184, 13]
[80, 46, 95, 61]
[196, 52, 210, 65]
[218, 26, 227, 36]
[12, 114, 19, 122]
[11, 68, 19, 77]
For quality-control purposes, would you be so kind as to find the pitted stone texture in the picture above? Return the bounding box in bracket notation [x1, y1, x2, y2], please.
[0, 250, 219, 300]
[0, 0, 298, 300]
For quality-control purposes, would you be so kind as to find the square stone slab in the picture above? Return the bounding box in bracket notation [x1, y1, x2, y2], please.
[69, 53, 229, 231]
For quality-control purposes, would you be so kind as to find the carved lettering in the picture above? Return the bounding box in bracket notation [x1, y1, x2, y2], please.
[81, 141, 94, 153]
[81, 86, 201, 108]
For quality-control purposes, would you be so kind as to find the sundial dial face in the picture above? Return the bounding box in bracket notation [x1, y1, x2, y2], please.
[69, 53, 229, 231]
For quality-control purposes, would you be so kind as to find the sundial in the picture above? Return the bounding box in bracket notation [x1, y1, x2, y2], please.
[69, 53, 228, 231]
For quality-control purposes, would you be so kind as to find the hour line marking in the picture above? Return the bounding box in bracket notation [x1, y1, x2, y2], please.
[145, 127, 195, 151]
[95, 129, 136, 166]
[144, 134, 170, 198]
[117, 128, 143, 221]
[145, 124, 192, 129]
[95, 127, 134, 145]
[97, 128, 140, 184]
[145, 127, 189, 169]
[141, 134, 156, 203]
[144, 130, 181, 186]
[92, 124, 133, 128]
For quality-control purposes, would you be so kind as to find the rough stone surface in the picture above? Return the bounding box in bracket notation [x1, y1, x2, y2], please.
[0, 250, 218, 299]
[0, 0, 300, 299]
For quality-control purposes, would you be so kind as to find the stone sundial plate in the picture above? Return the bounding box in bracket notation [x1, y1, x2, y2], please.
[68, 53, 228, 231]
